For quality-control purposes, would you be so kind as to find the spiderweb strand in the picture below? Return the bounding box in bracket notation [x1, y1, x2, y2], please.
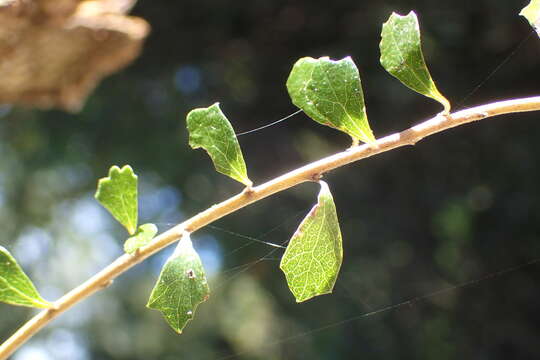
[456, 30, 534, 109]
[213, 209, 305, 258]
[212, 245, 285, 291]
[152, 220, 288, 254]
[190, 35, 533, 348]
[216, 257, 540, 360]
[164, 29, 535, 359]
[236, 109, 303, 136]
[210, 210, 306, 290]
[207, 224, 286, 249]
[153, 208, 304, 291]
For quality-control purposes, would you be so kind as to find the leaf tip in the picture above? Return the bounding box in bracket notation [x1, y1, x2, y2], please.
[442, 98, 452, 114]
[34, 299, 54, 309]
[0, 246, 52, 308]
[242, 178, 253, 188]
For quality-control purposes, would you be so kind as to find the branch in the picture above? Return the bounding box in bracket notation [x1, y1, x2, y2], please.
[1, 95, 540, 359]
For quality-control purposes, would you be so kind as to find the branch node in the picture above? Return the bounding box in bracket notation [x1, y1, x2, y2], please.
[100, 280, 114, 289]
[311, 173, 323, 182]
[436, 110, 453, 121]
[367, 141, 380, 151]
[242, 184, 255, 195]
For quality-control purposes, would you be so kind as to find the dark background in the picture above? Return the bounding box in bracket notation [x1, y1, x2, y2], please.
[1, 1, 540, 359]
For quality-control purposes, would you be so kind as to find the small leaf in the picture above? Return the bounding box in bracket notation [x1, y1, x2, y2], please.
[0, 246, 51, 308]
[124, 223, 158, 254]
[147, 234, 210, 333]
[286, 56, 375, 144]
[95, 165, 138, 235]
[380, 11, 451, 113]
[520, 0, 540, 37]
[280, 181, 343, 302]
[186, 103, 252, 186]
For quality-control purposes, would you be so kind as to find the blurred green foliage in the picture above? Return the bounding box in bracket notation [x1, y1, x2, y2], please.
[1, 1, 540, 359]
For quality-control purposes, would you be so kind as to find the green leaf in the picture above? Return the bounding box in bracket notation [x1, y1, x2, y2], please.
[286, 56, 375, 144]
[95, 165, 138, 235]
[0, 246, 51, 308]
[380, 11, 451, 113]
[280, 181, 343, 302]
[147, 234, 210, 333]
[520, 0, 540, 36]
[124, 223, 158, 254]
[186, 103, 252, 186]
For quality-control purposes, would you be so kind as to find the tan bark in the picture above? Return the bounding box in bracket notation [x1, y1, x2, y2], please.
[0, 0, 149, 112]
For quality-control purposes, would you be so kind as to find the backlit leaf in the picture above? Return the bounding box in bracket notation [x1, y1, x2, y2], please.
[286, 56, 375, 144]
[147, 234, 210, 333]
[124, 223, 158, 254]
[95, 165, 138, 235]
[0, 246, 51, 308]
[186, 103, 252, 186]
[280, 181, 343, 302]
[520, 0, 540, 36]
[380, 11, 451, 113]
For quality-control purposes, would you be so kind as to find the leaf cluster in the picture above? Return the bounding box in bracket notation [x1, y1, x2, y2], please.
[1, 4, 538, 338]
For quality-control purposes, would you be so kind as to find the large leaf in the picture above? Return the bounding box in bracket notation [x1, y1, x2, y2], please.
[95, 165, 138, 235]
[286, 56, 375, 144]
[280, 181, 343, 302]
[124, 223, 158, 254]
[147, 234, 210, 333]
[0, 246, 51, 308]
[380, 11, 451, 113]
[521, 0, 540, 36]
[186, 103, 252, 186]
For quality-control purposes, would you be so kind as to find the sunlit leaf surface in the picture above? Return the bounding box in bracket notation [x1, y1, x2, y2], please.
[186, 103, 251, 186]
[147, 234, 210, 333]
[521, 0, 540, 36]
[95, 165, 138, 235]
[0, 246, 51, 308]
[124, 223, 158, 254]
[286, 56, 375, 144]
[380, 11, 451, 112]
[280, 181, 343, 302]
